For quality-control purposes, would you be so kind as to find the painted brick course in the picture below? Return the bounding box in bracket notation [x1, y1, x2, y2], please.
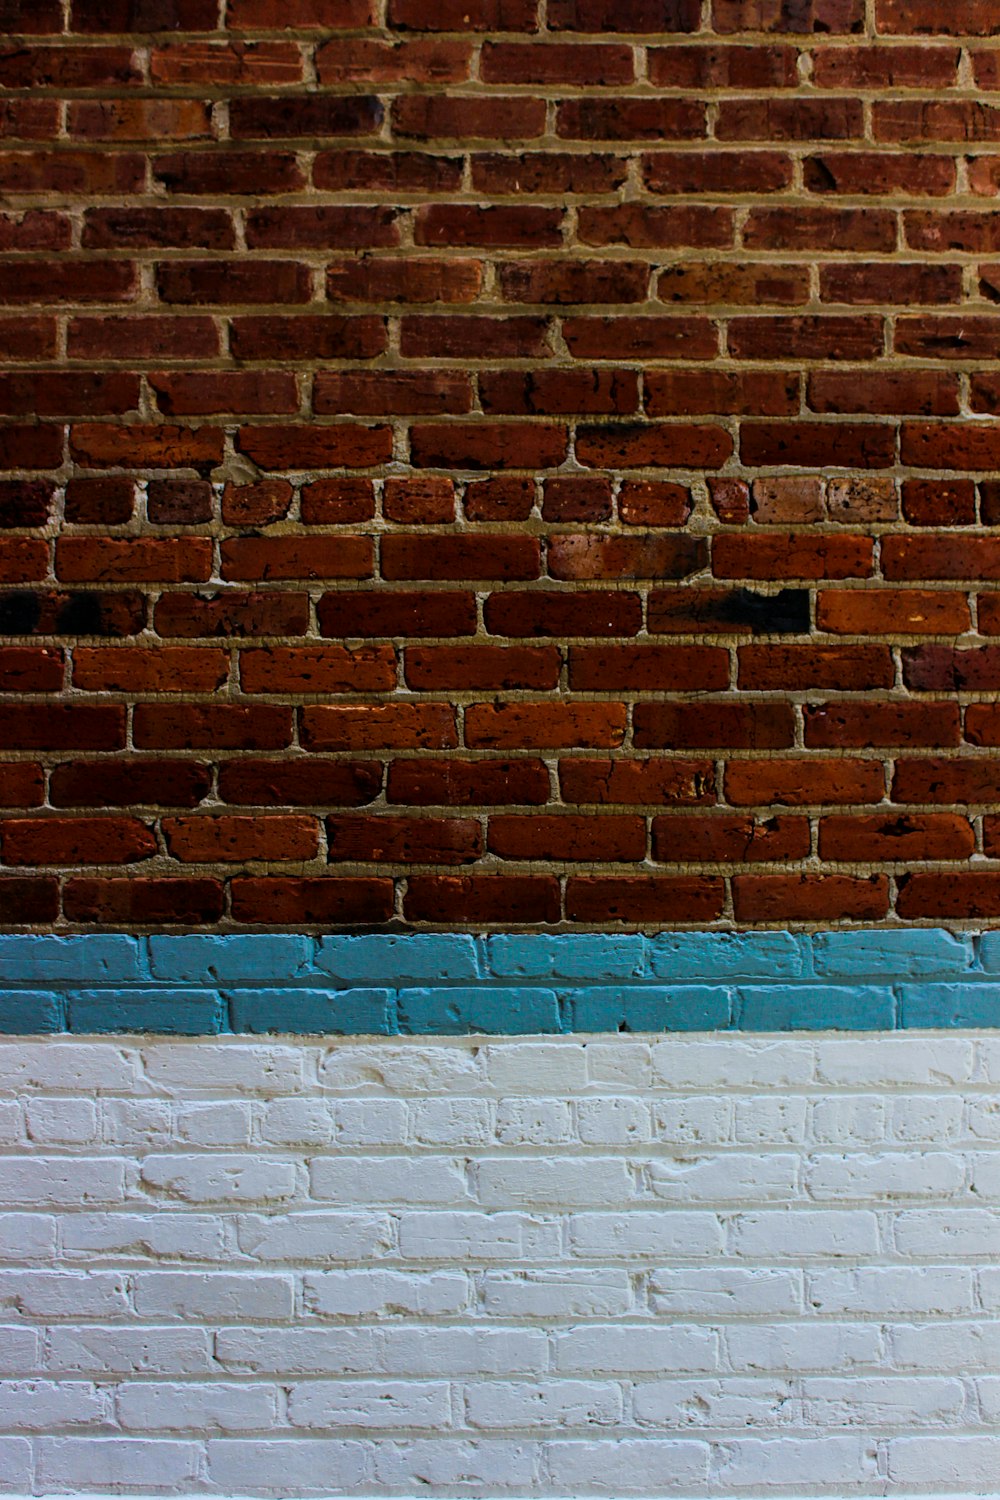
[0, 1030, 996, 1495]
[2, 4, 1000, 928]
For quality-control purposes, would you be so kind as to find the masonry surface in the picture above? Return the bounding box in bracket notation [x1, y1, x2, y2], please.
[2, 1, 1000, 928]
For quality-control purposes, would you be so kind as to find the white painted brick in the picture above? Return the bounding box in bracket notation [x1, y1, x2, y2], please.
[974, 1375, 1000, 1421]
[333, 1098, 409, 1145]
[887, 1435, 1000, 1486]
[801, 1376, 965, 1427]
[237, 1211, 393, 1262]
[808, 1265, 974, 1316]
[0, 1102, 20, 1145]
[47, 1326, 214, 1375]
[259, 1098, 332, 1146]
[175, 1101, 252, 1146]
[303, 1270, 469, 1318]
[0, 1327, 41, 1376]
[648, 1268, 802, 1316]
[889, 1321, 1000, 1371]
[319, 1043, 481, 1094]
[371, 1438, 536, 1490]
[545, 1437, 710, 1492]
[493, 1098, 574, 1146]
[730, 1210, 880, 1259]
[480, 1269, 631, 1318]
[485, 1042, 589, 1093]
[967, 1096, 1000, 1140]
[576, 1097, 651, 1145]
[0, 1215, 55, 1261]
[810, 1095, 886, 1144]
[141, 1154, 297, 1204]
[815, 1038, 973, 1088]
[207, 1437, 368, 1493]
[398, 1211, 561, 1263]
[648, 1153, 800, 1204]
[806, 1150, 965, 1201]
[310, 1155, 468, 1205]
[632, 1379, 797, 1430]
[476, 1157, 634, 1209]
[0, 1042, 137, 1093]
[214, 1327, 381, 1376]
[464, 1380, 623, 1430]
[102, 1099, 174, 1148]
[378, 1327, 549, 1377]
[726, 1322, 882, 1372]
[132, 1271, 294, 1321]
[651, 1039, 814, 1090]
[552, 1325, 719, 1375]
[0, 1270, 128, 1319]
[967, 1151, 1000, 1199]
[288, 1379, 450, 1429]
[62, 1212, 227, 1262]
[0, 1157, 125, 1206]
[651, 1096, 732, 1145]
[0, 1379, 107, 1429]
[0, 1437, 29, 1489]
[891, 1095, 963, 1142]
[893, 1208, 1000, 1257]
[215, 1326, 547, 1377]
[570, 1211, 723, 1259]
[142, 1043, 305, 1094]
[36, 1436, 203, 1489]
[734, 1096, 807, 1144]
[24, 1098, 98, 1145]
[714, 1435, 878, 1488]
[586, 1041, 652, 1088]
[117, 1380, 279, 1432]
[410, 1098, 492, 1147]
[975, 1266, 1000, 1311]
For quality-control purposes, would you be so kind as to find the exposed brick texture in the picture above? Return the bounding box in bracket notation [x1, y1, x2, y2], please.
[1, 5, 1000, 928]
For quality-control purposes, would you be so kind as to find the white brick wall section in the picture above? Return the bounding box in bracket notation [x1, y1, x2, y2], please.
[0, 1034, 999, 1497]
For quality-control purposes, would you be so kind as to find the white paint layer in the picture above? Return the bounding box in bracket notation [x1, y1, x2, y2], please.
[0, 1033, 997, 1497]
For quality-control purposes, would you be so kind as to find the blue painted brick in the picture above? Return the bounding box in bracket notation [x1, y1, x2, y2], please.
[487, 934, 645, 981]
[229, 988, 395, 1035]
[69, 989, 225, 1035]
[978, 934, 1000, 974]
[571, 986, 732, 1032]
[900, 983, 1000, 1029]
[0, 936, 143, 984]
[0, 991, 64, 1032]
[316, 935, 481, 983]
[398, 987, 561, 1034]
[149, 935, 312, 985]
[647, 932, 807, 982]
[814, 930, 976, 979]
[738, 985, 895, 1031]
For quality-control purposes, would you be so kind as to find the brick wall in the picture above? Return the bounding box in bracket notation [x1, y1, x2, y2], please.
[3, 0, 1000, 931]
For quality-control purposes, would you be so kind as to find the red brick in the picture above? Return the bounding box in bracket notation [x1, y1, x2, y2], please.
[657, 261, 807, 305]
[560, 758, 715, 804]
[744, 207, 896, 252]
[566, 876, 724, 924]
[709, 479, 751, 524]
[73, 0, 219, 26]
[818, 590, 970, 636]
[315, 371, 471, 417]
[649, 43, 798, 86]
[64, 878, 224, 925]
[221, 479, 294, 525]
[0, 213, 70, 253]
[69, 99, 212, 142]
[726, 759, 884, 806]
[382, 535, 539, 582]
[807, 370, 959, 416]
[883, 535, 1000, 580]
[902, 479, 976, 527]
[301, 704, 456, 750]
[481, 40, 631, 83]
[231, 317, 386, 363]
[68, 425, 223, 472]
[714, 533, 873, 580]
[875, 101, 1000, 143]
[472, 152, 626, 195]
[316, 37, 471, 82]
[751, 476, 824, 524]
[805, 702, 961, 749]
[218, 760, 382, 807]
[133, 705, 292, 750]
[0, 151, 145, 196]
[155, 592, 309, 639]
[820, 813, 974, 862]
[410, 423, 567, 471]
[400, 316, 550, 361]
[741, 423, 896, 469]
[653, 814, 809, 864]
[969, 372, 1000, 416]
[557, 99, 705, 141]
[249, 207, 398, 250]
[484, 591, 641, 638]
[481, 370, 638, 418]
[465, 702, 626, 748]
[318, 592, 476, 639]
[465, 478, 535, 522]
[50, 760, 211, 809]
[1, 816, 155, 867]
[729, 315, 884, 362]
[228, 0, 372, 22]
[315, 151, 463, 194]
[330, 258, 480, 305]
[549, 535, 706, 582]
[394, 96, 545, 142]
[618, 482, 691, 526]
[896, 873, 1000, 920]
[0, 591, 145, 639]
[905, 211, 1000, 253]
[0, 764, 43, 808]
[148, 480, 213, 530]
[405, 875, 560, 926]
[0, 877, 58, 923]
[383, 477, 455, 525]
[489, 814, 644, 862]
[56, 538, 212, 584]
[0, 44, 138, 87]
[150, 41, 303, 85]
[903, 645, 1000, 692]
[980, 595, 1000, 634]
[569, 645, 729, 692]
[220, 536, 373, 582]
[236, 424, 390, 470]
[157, 260, 311, 306]
[983, 819, 1000, 859]
[68, 316, 219, 361]
[893, 757, 1000, 803]
[83, 208, 234, 251]
[0, 541, 47, 584]
[73, 648, 228, 694]
[643, 152, 792, 195]
[162, 815, 318, 863]
[229, 96, 383, 140]
[154, 151, 304, 196]
[734, 874, 888, 922]
[0, 317, 57, 362]
[0, 480, 53, 526]
[647, 587, 805, 635]
[577, 205, 734, 249]
[576, 423, 732, 469]
[717, 98, 863, 141]
[415, 205, 562, 248]
[716, 0, 863, 29]
[240, 646, 395, 694]
[825, 477, 899, 522]
[806, 154, 955, 197]
[0, 425, 62, 470]
[327, 815, 481, 864]
[813, 44, 959, 87]
[404, 646, 559, 692]
[564, 316, 718, 361]
[542, 478, 613, 522]
[388, 0, 537, 28]
[738, 644, 893, 691]
[0, 374, 140, 418]
[498, 260, 648, 305]
[634, 703, 795, 749]
[300, 480, 375, 524]
[0, 261, 137, 306]
[549, 0, 700, 29]
[231, 878, 393, 925]
[386, 758, 550, 806]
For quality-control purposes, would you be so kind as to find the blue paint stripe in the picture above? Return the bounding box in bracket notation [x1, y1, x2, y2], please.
[0, 930, 998, 1033]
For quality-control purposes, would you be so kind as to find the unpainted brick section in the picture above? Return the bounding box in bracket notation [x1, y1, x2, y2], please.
[1, 6, 1000, 928]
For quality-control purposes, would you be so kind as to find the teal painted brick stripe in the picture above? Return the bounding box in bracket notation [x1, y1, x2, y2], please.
[1, 931, 1000, 1033]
